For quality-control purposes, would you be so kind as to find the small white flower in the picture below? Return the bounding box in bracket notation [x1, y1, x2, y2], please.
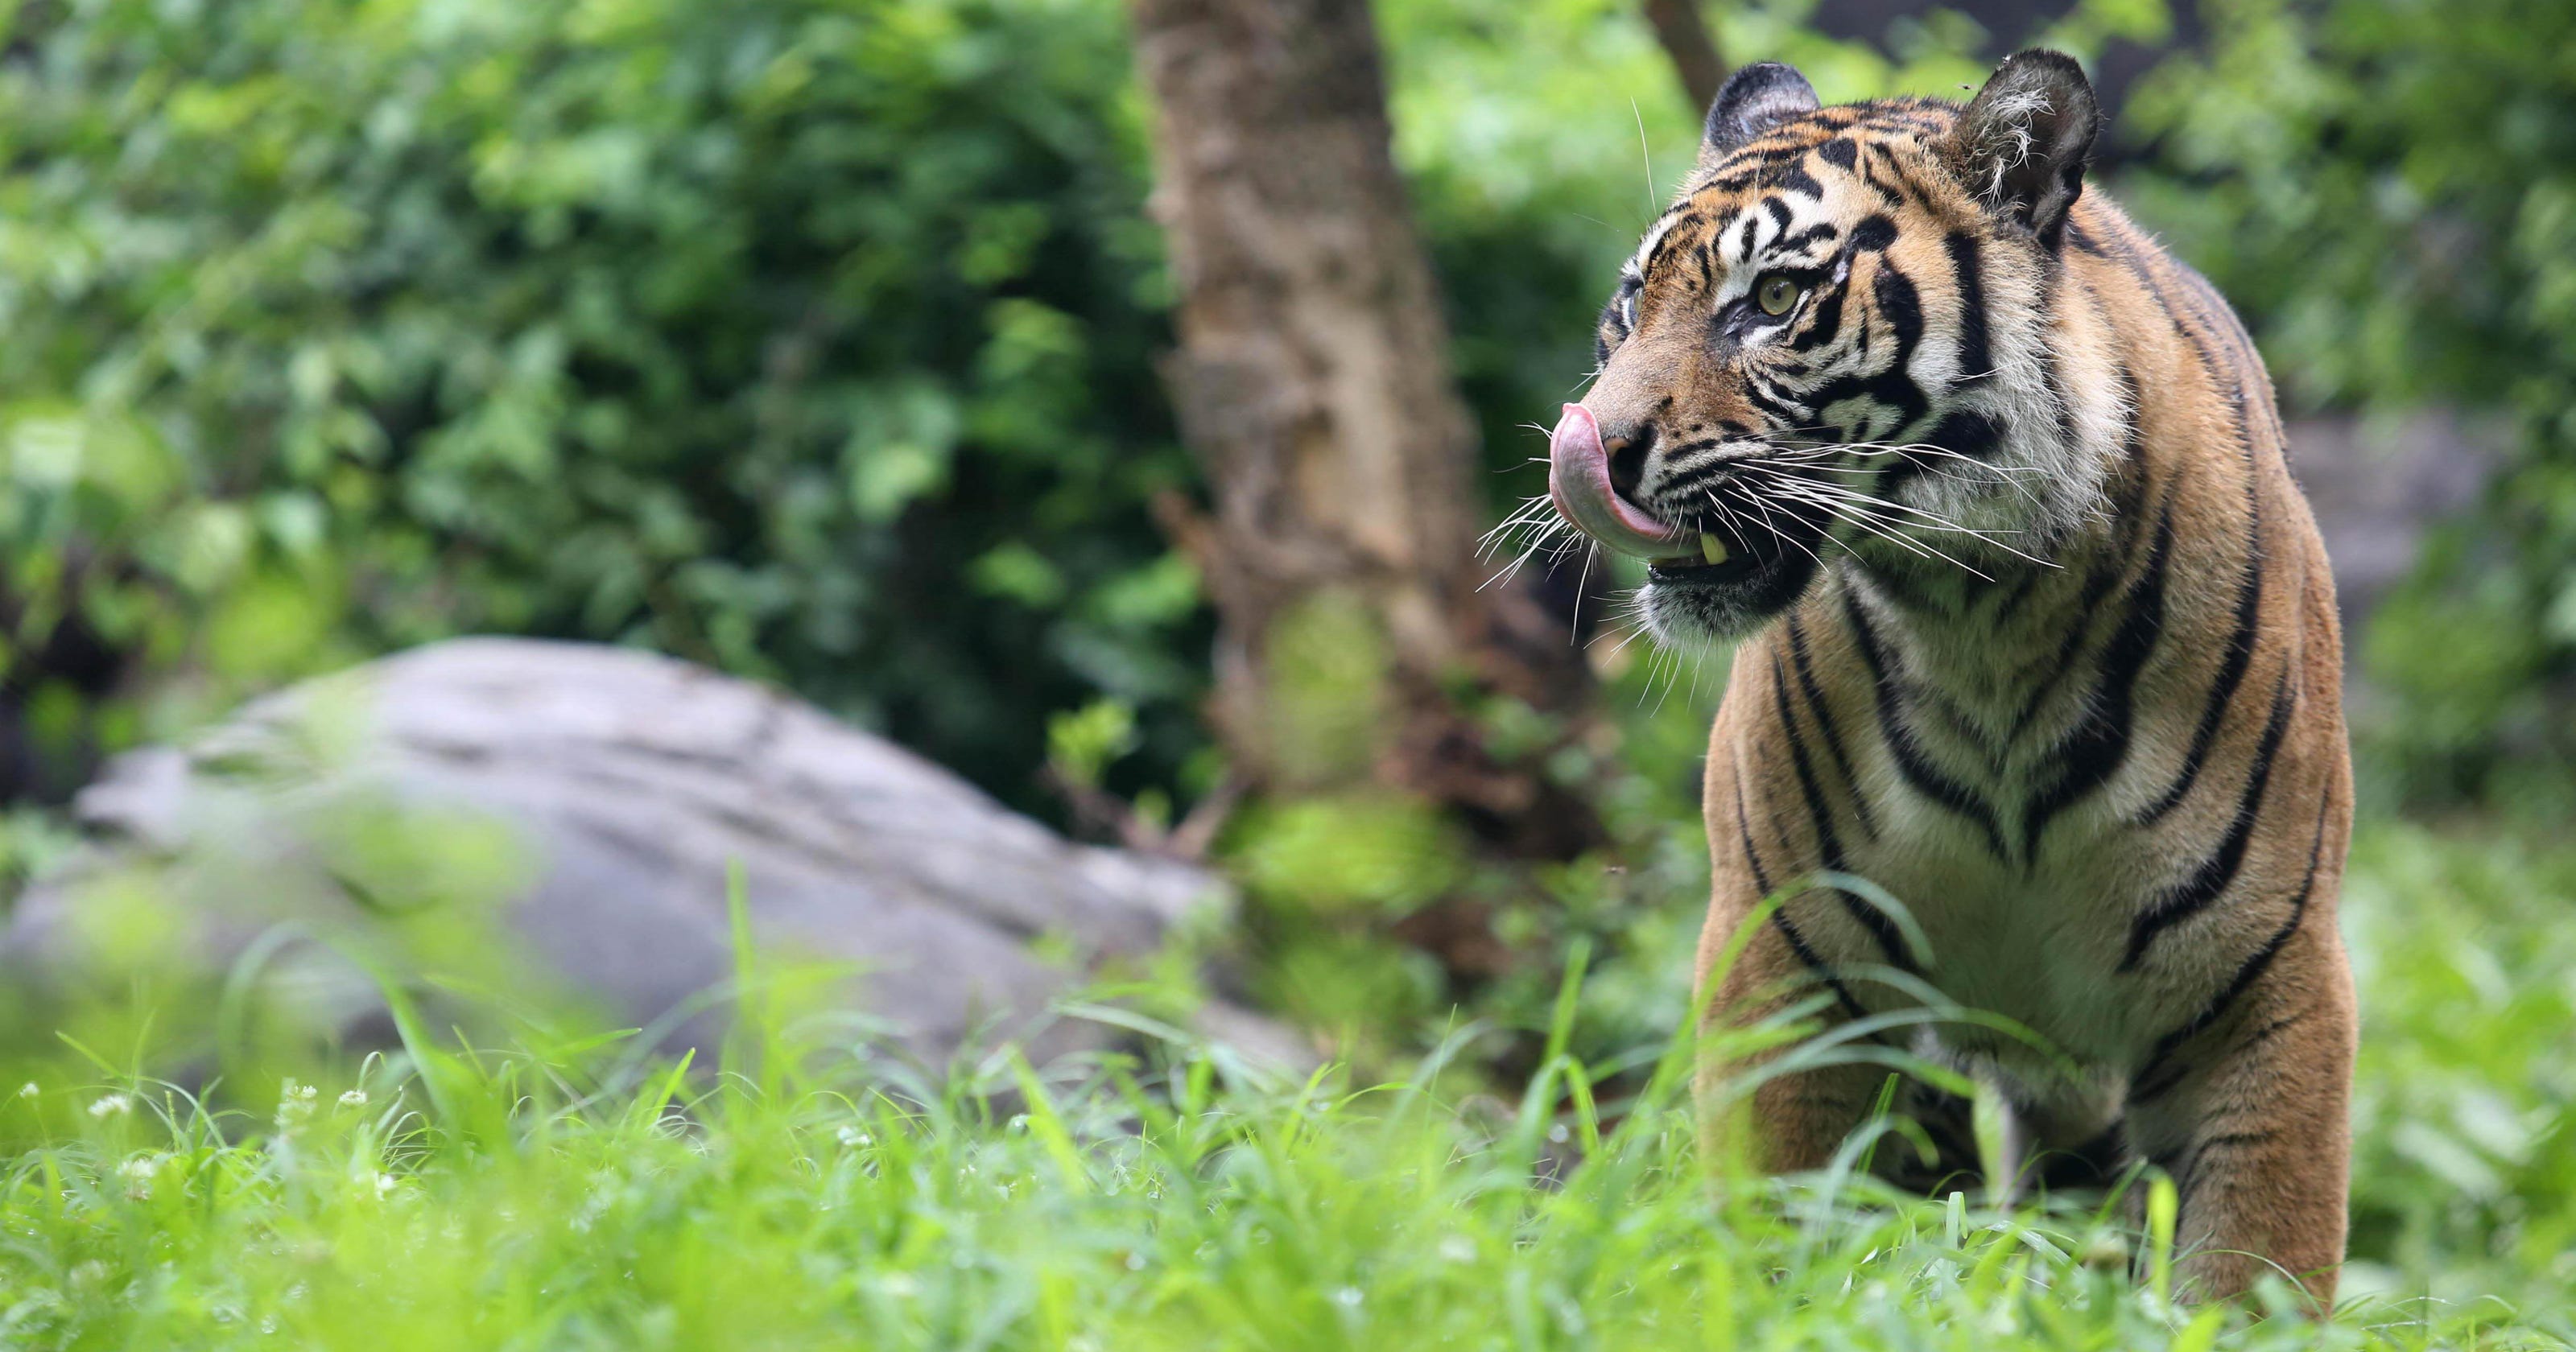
[275, 1081, 318, 1128]
[836, 1126, 872, 1148]
[337, 1090, 368, 1107]
[88, 1094, 130, 1119]
[1332, 1286, 1364, 1309]
[118, 1154, 162, 1199]
[374, 1173, 398, 1197]
[17, 1082, 37, 1098]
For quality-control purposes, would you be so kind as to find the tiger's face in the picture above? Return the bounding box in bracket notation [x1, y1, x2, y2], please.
[1549, 55, 2114, 643]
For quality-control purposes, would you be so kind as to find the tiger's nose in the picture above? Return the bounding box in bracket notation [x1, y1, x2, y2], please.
[1602, 421, 1657, 503]
[1548, 403, 1688, 559]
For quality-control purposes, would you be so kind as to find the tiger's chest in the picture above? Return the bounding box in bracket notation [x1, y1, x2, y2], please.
[1740, 602, 2223, 1077]
[1828, 785, 2173, 1066]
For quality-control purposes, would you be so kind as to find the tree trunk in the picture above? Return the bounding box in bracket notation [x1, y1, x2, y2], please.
[1129, 0, 1599, 874]
[1641, 0, 1728, 115]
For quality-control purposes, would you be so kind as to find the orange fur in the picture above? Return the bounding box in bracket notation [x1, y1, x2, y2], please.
[1564, 55, 2353, 1306]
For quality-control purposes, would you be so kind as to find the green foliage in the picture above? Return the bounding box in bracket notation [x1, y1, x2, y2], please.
[2119, 0, 2576, 795]
[2, 814, 2574, 1347]
[2341, 822, 2576, 1303]
[1046, 697, 1141, 795]
[0, 0, 1204, 811]
[1234, 793, 1467, 920]
[1255, 589, 1399, 791]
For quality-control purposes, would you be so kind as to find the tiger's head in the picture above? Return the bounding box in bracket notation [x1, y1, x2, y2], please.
[1549, 51, 2119, 643]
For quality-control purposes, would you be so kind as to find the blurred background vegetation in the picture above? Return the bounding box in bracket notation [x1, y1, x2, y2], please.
[3, 0, 2566, 809]
[6, 0, 2562, 997]
[0, 0, 2570, 1311]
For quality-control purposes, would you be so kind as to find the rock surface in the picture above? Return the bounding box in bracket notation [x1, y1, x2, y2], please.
[2285, 410, 2498, 633]
[2, 638, 1297, 1071]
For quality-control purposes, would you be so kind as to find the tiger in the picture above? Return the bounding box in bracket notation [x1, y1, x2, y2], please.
[1542, 52, 2353, 1306]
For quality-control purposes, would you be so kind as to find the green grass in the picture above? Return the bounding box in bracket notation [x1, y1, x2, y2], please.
[0, 815, 2569, 1350]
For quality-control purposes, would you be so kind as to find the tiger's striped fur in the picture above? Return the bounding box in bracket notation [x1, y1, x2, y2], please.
[1549, 53, 2353, 1305]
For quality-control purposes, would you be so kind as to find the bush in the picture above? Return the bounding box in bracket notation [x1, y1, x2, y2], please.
[0, 0, 1204, 813]
[2120, 0, 2576, 798]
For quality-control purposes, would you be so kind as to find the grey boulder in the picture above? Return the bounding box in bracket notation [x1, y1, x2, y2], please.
[2, 638, 1297, 1073]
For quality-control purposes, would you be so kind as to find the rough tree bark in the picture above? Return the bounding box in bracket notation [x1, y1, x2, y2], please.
[1640, 0, 1728, 114]
[1128, 0, 1600, 890]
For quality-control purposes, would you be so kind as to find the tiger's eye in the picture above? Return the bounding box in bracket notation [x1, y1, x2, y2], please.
[1756, 274, 1802, 316]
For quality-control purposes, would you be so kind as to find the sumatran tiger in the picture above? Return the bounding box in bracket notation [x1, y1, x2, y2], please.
[1540, 52, 2352, 1305]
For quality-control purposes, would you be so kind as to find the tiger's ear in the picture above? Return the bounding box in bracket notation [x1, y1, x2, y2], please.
[1699, 63, 1819, 168]
[1943, 50, 2099, 244]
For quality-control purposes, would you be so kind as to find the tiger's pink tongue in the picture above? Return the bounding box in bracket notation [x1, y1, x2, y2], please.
[1547, 402, 1690, 559]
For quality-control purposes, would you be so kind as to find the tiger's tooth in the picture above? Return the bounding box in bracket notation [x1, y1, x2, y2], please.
[1699, 533, 1729, 565]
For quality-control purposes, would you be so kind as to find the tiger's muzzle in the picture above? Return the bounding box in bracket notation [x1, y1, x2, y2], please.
[1548, 402, 1824, 639]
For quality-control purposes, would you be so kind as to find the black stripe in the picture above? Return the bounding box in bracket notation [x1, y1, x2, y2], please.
[1842, 588, 2008, 858]
[1854, 161, 1906, 208]
[2019, 501, 2174, 859]
[2137, 500, 2264, 825]
[2037, 1119, 2132, 1189]
[2170, 262, 2268, 413]
[1735, 773, 1775, 895]
[1644, 218, 1706, 281]
[1986, 565, 2042, 624]
[2128, 1060, 2190, 1106]
[1926, 409, 2002, 460]
[2128, 796, 2332, 1102]
[1786, 615, 1876, 839]
[2037, 326, 2078, 450]
[1877, 138, 1955, 212]
[2011, 554, 2124, 733]
[1740, 377, 1807, 424]
[1872, 262, 1923, 355]
[1856, 145, 1916, 209]
[2194, 1129, 2283, 1154]
[1770, 654, 1909, 971]
[1943, 232, 1990, 385]
[2236, 1009, 2308, 1050]
[2120, 669, 2299, 971]
[2174, 1128, 2285, 1205]
[1777, 222, 1839, 254]
[1877, 409, 2003, 502]
[1773, 164, 1825, 199]
[1865, 567, 1954, 620]
[1736, 775, 1869, 1022]
[1803, 273, 1926, 438]
[2092, 222, 2240, 455]
[1789, 275, 1849, 353]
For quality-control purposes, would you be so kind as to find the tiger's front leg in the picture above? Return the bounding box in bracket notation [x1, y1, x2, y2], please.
[2124, 922, 2358, 1309]
[1690, 896, 1893, 1176]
